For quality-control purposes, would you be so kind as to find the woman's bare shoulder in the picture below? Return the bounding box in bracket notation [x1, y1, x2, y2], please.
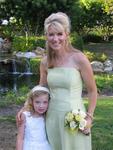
[73, 49, 87, 63]
[40, 56, 48, 68]
[41, 56, 47, 64]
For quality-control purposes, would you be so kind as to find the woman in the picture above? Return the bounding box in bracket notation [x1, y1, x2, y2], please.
[17, 12, 97, 150]
[39, 12, 97, 150]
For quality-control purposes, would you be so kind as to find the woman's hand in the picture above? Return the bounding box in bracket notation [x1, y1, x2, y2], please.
[82, 116, 93, 135]
[16, 108, 24, 127]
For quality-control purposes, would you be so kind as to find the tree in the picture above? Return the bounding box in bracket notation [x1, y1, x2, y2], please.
[0, 0, 76, 35]
[78, 0, 113, 41]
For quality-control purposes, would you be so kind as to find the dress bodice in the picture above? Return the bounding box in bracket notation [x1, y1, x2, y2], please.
[47, 67, 85, 111]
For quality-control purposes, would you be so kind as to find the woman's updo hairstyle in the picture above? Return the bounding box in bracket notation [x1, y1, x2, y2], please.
[44, 12, 71, 34]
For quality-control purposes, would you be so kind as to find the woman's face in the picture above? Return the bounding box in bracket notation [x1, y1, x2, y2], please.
[46, 26, 68, 51]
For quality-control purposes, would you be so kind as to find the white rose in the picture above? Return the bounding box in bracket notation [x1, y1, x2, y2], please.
[79, 119, 87, 130]
[79, 111, 86, 118]
[70, 121, 77, 130]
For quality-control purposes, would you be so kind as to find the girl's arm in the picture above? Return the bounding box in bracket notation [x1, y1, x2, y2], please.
[16, 113, 25, 150]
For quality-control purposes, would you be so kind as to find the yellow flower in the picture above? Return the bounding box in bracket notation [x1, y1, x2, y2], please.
[65, 112, 74, 122]
[75, 114, 82, 122]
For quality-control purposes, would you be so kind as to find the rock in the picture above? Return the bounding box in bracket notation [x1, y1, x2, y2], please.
[0, 37, 12, 53]
[34, 46, 46, 56]
[104, 60, 113, 72]
[91, 61, 104, 73]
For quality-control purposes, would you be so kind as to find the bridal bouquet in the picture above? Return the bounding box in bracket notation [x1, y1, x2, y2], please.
[64, 109, 87, 133]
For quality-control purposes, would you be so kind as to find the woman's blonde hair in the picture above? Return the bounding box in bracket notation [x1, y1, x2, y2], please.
[44, 12, 74, 68]
[44, 12, 71, 34]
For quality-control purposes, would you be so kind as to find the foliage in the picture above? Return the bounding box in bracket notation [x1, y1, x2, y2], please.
[36, 36, 45, 48]
[12, 36, 45, 52]
[95, 74, 113, 94]
[12, 36, 37, 52]
[0, 0, 112, 42]
[84, 50, 108, 62]
[79, 0, 113, 41]
[0, 0, 76, 34]
[82, 32, 103, 43]
[0, 86, 29, 107]
[84, 51, 95, 61]
[70, 32, 84, 50]
[30, 58, 41, 74]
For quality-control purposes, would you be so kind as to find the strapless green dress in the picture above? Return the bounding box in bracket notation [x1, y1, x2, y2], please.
[46, 67, 91, 150]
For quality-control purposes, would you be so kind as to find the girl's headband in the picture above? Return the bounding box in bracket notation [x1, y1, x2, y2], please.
[31, 85, 50, 94]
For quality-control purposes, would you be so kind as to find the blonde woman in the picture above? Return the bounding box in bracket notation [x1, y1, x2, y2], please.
[17, 12, 97, 150]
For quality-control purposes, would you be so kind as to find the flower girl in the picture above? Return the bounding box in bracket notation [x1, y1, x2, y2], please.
[16, 85, 51, 150]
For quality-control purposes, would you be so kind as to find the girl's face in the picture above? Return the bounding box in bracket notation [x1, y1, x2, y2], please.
[46, 26, 67, 51]
[33, 94, 49, 115]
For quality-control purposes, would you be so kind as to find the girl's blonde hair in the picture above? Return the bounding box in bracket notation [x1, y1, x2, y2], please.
[44, 12, 74, 68]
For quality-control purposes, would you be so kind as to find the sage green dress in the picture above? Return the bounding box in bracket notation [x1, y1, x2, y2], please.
[46, 67, 91, 150]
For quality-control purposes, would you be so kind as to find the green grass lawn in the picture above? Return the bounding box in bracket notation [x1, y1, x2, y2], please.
[86, 97, 113, 150]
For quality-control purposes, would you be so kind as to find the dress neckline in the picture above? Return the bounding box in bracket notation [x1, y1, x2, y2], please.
[48, 67, 79, 72]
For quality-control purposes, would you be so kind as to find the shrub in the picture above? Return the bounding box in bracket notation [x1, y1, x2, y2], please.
[70, 32, 84, 50]
[12, 36, 45, 52]
[84, 51, 96, 61]
[83, 34, 103, 43]
[30, 58, 41, 74]
[36, 36, 45, 48]
[95, 53, 108, 62]
[84, 50, 108, 62]
[95, 74, 113, 94]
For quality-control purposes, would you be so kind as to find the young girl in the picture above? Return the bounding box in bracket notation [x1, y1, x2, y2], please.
[16, 85, 51, 150]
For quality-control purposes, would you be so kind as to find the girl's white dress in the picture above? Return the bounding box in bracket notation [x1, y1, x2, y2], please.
[23, 111, 51, 150]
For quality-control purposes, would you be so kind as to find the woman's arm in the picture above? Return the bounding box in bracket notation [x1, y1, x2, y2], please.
[76, 52, 97, 134]
[78, 53, 97, 116]
[16, 113, 25, 150]
[39, 57, 48, 86]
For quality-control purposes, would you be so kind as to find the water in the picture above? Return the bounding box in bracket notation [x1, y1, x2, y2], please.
[0, 73, 39, 93]
[0, 52, 40, 93]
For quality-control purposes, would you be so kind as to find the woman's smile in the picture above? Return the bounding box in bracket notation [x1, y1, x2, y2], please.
[46, 26, 67, 51]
